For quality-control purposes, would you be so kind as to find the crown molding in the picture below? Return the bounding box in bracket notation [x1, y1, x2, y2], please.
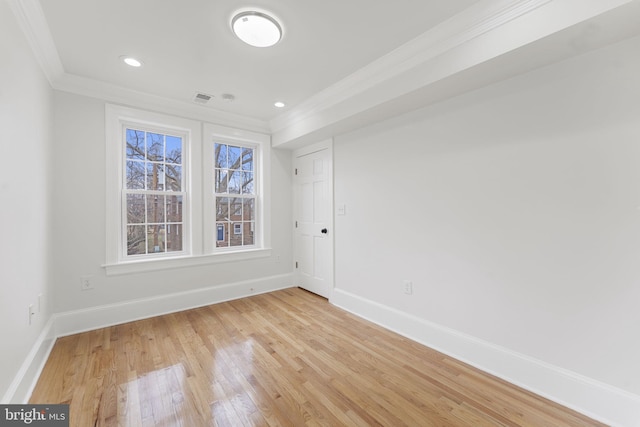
[6, 0, 269, 133]
[5, 0, 64, 85]
[55, 73, 270, 133]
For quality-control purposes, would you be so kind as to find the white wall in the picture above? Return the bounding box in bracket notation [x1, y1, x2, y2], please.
[51, 91, 293, 318]
[0, 0, 54, 402]
[334, 33, 640, 399]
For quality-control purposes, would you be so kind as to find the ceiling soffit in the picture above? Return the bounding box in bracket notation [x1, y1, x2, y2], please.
[270, 0, 638, 147]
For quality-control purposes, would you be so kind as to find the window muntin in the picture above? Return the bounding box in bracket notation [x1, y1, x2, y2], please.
[123, 128, 185, 257]
[214, 143, 256, 248]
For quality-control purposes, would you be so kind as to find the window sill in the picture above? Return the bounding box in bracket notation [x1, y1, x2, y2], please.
[103, 248, 272, 276]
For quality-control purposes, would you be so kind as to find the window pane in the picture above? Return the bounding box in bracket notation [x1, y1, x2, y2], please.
[215, 143, 228, 168]
[166, 195, 182, 223]
[242, 147, 253, 171]
[126, 161, 145, 189]
[147, 163, 165, 190]
[127, 225, 146, 255]
[242, 171, 254, 194]
[230, 223, 242, 246]
[146, 195, 165, 224]
[216, 197, 229, 221]
[147, 225, 165, 253]
[146, 132, 164, 161]
[126, 129, 145, 160]
[166, 165, 181, 191]
[216, 222, 229, 247]
[242, 199, 254, 221]
[243, 222, 254, 245]
[166, 135, 182, 164]
[215, 169, 228, 193]
[167, 224, 182, 252]
[228, 145, 241, 169]
[228, 170, 241, 194]
[230, 198, 242, 221]
[127, 194, 145, 224]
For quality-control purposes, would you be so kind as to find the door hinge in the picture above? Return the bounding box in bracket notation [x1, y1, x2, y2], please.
[295, 220, 298, 228]
[295, 261, 298, 268]
[295, 168, 298, 175]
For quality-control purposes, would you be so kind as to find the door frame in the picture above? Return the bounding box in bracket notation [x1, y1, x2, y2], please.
[292, 138, 334, 299]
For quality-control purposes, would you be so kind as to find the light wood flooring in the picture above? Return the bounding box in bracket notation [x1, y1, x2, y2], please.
[30, 287, 605, 426]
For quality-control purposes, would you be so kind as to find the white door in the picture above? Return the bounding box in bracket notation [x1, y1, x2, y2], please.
[294, 142, 333, 298]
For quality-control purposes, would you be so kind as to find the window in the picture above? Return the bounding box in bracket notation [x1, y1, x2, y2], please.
[214, 143, 255, 248]
[202, 123, 270, 255]
[125, 129, 184, 256]
[105, 105, 271, 275]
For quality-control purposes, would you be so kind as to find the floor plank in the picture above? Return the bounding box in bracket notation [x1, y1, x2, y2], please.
[30, 288, 606, 426]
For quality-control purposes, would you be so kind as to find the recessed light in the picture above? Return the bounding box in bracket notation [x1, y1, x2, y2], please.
[121, 56, 142, 67]
[274, 101, 286, 108]
[231, 11, 282, 47]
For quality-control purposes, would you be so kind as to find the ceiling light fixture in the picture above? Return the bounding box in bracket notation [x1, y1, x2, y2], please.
[274, 101, 286, 108]
[231, 11, 282, 47]
[120, 56, 142, 67]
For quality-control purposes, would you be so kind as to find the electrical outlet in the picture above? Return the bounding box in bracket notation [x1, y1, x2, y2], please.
[403, 280, 413, 295]
[80, 275, 94, 291]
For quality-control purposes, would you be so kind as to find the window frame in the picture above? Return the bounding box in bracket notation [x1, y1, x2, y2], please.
[104, 105, 271, 276]
[212, 141, 258, 250]
[121, 124, 189, 259]
[203, 123, 271, 255]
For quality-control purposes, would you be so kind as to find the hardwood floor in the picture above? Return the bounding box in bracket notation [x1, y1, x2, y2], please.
[30, 288, 605, 426]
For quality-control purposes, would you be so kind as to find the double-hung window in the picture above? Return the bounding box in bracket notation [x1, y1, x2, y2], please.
[202, 123, 270, 255]
[105, 105, 270, 275]
[124, 128, 185, 256]
[214, 142, 256, 248]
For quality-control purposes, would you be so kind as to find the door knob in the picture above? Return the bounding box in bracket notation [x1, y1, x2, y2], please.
[321, 228, 328, 234]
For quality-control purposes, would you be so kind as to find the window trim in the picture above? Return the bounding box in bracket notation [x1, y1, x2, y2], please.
[203, 123, 271, 255]
[104, 105, 271, 276]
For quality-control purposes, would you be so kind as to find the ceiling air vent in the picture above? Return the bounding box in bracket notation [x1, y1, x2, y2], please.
[193, 92, 213, 104]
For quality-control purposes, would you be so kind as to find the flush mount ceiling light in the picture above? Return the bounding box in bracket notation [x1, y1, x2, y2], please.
[231, 11, 282, 47]
[274, 101, 286, 108]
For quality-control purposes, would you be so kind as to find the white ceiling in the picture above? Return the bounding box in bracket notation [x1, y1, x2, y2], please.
[38, 0, 479, 121]
[11, 0, 640, 146]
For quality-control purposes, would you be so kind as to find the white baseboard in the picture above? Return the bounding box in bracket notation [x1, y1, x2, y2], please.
[2, 317, 56, 404]
[330, 288, 640, 427]
[54, 273, 294, 337]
